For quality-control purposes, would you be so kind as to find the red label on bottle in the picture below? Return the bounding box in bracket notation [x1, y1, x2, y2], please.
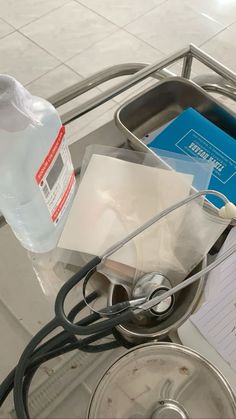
[35, 126, 65, 184]
[36, 125, 75, 224]
[51, 171, 75, 222]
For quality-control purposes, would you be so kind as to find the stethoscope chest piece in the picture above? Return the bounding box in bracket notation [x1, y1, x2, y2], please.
[132, 272, 175, 319]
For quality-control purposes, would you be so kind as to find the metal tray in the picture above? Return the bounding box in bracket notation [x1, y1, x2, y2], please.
[115, 77, 236, 152]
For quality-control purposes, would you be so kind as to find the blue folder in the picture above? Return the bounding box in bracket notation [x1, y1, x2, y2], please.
[148, 107, 236, 208]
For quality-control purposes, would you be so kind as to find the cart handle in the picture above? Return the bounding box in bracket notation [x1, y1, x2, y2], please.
[203, 84, 236, 101]
[0, 46, 235, 228]
[49, 45, 235, 125]
[50, 64, 174, 109]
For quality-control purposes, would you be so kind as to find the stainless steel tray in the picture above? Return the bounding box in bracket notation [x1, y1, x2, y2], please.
[115, 77, 236, 152]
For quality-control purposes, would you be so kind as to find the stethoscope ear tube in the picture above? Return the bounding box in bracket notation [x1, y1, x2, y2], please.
[54, 189, 234, 335]
[7, 189, 235, 419]
[138, 240, 236, 312]
[54, 256, 136, 335]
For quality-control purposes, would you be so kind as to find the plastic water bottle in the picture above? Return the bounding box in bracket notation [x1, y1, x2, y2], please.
[0, 75, 75, 252]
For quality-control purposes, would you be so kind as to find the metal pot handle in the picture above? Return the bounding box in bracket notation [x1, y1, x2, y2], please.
[193, 74, 236, 102]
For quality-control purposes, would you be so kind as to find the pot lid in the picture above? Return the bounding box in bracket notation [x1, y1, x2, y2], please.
[88, 343, 236, 419]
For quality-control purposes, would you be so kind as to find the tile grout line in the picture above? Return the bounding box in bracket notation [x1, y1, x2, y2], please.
[124, 23, 227, 58]
[1, 1, 234, 97]
[122, 1, 230, 56]
[15, 0, 165, 81]
[0, 17, 17, 44]
[122, 0, 169, 30]
[24, 63, 64, 89]
[0, 27, 15, 43]
[199, 25, 231, 49]
[65, 60, 89, 78]
[121, 1, 178, 57]
[63, 25, 121, 68]
[122, 25, 166, 58]
[16, 29, 64, 64]
[75, 0, 127, 28]
[63, 62, 85, 79]
[0, 15, 16, 30]
[24, 63, 83, 89]
[13, 0, 72, 31]
[63, 27, 165, 96]
[75, 0, 168, 29]
[0, 29, 65, 87]
[18, 7, 121, 69]
[21, 25, 121, 91]
[63, 27, 165, 77]
[17, 0, 118, 73]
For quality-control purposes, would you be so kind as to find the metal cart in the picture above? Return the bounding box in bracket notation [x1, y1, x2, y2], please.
[0, 44, 236, 419]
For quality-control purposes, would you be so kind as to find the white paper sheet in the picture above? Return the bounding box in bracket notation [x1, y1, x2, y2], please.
[59, 154, 193, 277]
[204, 228, 236, 302]
[191, 226, 236, 371]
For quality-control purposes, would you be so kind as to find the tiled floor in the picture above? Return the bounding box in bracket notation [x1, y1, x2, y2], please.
[0, 0, 235, 141]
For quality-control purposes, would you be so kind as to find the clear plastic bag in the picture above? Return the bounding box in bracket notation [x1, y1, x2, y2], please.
[28, 247, 84, 302]
[131, 196, 230, 287]
[150, 147, 214, 194]
[76, 145, 217, 288]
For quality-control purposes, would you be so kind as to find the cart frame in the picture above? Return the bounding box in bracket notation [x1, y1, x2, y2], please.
[0, 43, 235, 231]
[50, 43, 236, 125]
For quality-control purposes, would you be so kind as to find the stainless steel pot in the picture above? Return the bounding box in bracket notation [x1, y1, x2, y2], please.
[88, 342, 236, 419]
[107, 259, 206, 343]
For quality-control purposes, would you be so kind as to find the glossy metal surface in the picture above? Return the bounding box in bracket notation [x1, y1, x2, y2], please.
[108, 259, 206, 343]
[150, 399, 189, 419]
[48, 64, 172, 109]
[132, 272, 174, 318]
[1, 45, 235, 227]
[115, 77, 236, 155]
[49, 45, 235, 127]
[88, 343, 236, 419]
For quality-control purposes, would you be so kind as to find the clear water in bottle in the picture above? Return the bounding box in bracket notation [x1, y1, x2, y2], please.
[0, 75, 75, 252]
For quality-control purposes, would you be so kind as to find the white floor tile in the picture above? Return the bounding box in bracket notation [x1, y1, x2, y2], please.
[185, 0, 236, 26]
[0, 18, 14, 38]
[229, 21, 236, 32]
[0, 32, 59, 85]
[77, 0, 166, 27]
[167, 61, 188, 77]
[199, 28, 236, 73]
[67, 30, 164, 103]
[67, 29, 164, 77]
[125, 0, 225, 55]
[20, 1, 117, 61]
[0, 0, 69, 29]
[27, 64, 82, 99]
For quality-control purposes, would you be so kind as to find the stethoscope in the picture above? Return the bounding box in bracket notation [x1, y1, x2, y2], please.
[2, 189, 236, 419]
[56, 188, 236, 329]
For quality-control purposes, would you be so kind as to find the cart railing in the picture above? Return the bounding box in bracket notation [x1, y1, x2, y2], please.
[0, 44, 235, 228]
[50, 64, 175, 109]
[49, 44, 236, 126]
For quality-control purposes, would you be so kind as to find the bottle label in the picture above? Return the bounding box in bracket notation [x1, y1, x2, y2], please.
[35, 126, 75, 225]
